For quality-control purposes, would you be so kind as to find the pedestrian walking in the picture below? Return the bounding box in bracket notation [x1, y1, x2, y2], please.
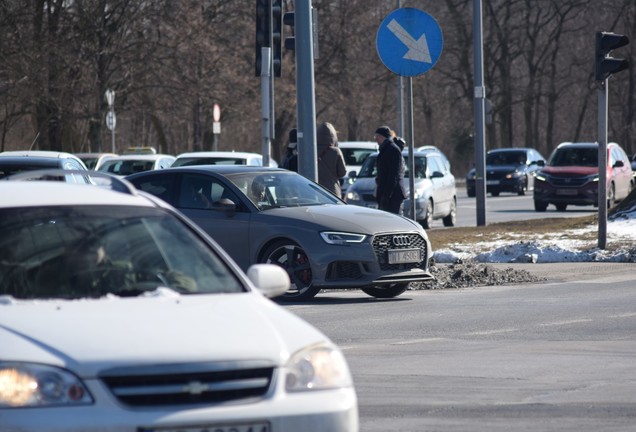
[374, 125, 406, 214]
[316, 122, 346, 197]
[282, 128, 298, 172]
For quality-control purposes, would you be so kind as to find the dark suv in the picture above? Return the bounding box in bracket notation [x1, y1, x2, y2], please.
[533, 142, 634, 211]
[466, 148, 546, 197]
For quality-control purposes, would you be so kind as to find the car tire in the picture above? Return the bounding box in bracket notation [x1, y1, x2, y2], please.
[261, 240, 320, 301]
[534, 200, 548, 212]
[517, 177, 527, 196]
[420, 200, 434, 229]
[607, 183, 616, 208]
[442, 197, 457, 227]
[361, 283, 409, 299]
[556, 203, 567, 212]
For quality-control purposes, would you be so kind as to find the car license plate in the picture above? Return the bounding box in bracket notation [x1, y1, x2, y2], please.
[486, 180, 500, 185]
[556, 188, 577, 196]
[140, 422, 270, 432]
[388, 248, 421, 264]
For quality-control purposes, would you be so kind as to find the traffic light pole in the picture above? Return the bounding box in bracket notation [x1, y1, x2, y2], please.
[295, 0, 317, 183]
[597, 80, 608, 249]
[473, 0, 487, 226]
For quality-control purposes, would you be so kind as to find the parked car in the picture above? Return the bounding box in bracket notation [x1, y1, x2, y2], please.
[74, 152, 118, 170]
[465, 147, 547, 197]
[345, 149, 457, 229]
[173, 151, 279, 167]
[338, 141, 378, 196]
[97, 153, 176, 176]
[0, 177, 358, 431]
[0, 150, 90, 183]
[533, 141, 634, 211]
[126, 165, 433, 301]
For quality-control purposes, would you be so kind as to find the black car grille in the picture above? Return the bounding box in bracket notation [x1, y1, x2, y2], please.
[546, 175, 589, 187]
[362, 193, 377, 202]
[372, 233, 427, 271]
[101, 364, 274, 407]
[486, 171, 508, 180]
[326, 261, 363, 280]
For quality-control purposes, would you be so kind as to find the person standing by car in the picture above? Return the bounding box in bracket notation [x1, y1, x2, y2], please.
[282, 128, 298, 172]
[374, 125, 406, 214]
[316, 121, 346, 197]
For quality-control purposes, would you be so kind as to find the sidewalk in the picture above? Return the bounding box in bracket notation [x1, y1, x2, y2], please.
[489, 262, 635, 283]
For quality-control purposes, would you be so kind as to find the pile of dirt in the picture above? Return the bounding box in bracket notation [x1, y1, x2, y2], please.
[410, 260, 546, 290]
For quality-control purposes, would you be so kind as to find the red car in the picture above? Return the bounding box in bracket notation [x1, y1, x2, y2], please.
[533, 142, 634, 212]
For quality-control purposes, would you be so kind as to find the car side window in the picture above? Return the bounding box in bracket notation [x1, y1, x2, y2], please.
[134, 174, 175, 204]
[428, 156, 442, 176]
[179, 174, 242, 210]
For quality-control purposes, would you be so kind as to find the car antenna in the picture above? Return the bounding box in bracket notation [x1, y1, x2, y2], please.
[29, 132, 40, 150]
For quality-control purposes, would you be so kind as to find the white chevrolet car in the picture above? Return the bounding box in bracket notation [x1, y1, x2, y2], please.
[0, 176, 358, 431]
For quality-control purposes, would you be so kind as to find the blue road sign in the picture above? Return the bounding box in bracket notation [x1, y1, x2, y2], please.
[376, 8, 443, 77]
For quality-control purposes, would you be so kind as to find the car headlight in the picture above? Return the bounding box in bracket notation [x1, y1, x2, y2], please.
[320, 231, 366, 245]
[0, 363, 93, 407]
[285, 343, 353, 392]
[534, 173, 547, 182]
[505, 171, 522, 179]
[345, 190, 361, 201]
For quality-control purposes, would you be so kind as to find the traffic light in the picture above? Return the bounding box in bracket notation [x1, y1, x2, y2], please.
[283, 10, 295, 51]
[595, 31, 629, 81]
[255, 0, 271, 76]
[272, 0, 282, 77]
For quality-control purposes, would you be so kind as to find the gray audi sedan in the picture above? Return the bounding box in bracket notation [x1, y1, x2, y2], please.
[127, 166, 433, 301]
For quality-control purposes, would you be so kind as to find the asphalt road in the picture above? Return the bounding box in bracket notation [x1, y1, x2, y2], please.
[283, 263, 636, 432]
[432, 187, 597, 228]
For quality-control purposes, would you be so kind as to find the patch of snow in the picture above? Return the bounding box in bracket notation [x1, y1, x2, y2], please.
[434, 203, 636, 264]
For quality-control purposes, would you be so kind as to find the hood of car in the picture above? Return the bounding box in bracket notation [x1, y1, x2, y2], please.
[347, 177, 421, 194]
[263, 202, 422, 233]
[485, 164, 523, 173]
[0, 293, 324, 376]
[542, 165, 598, 176]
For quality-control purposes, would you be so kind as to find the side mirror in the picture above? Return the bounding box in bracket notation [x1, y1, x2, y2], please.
[247, 264, 290, 298]
[211, 198, 237, 215]
[613, 160, 624, 168]
[536, 160, 545, 167]
[431, 171, 444, 179]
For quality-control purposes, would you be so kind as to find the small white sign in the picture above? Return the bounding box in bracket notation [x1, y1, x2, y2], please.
[106, 111, 116, 131]
[213, 122, 221, 134]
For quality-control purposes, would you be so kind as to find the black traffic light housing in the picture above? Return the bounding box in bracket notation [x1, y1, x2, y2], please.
[283, 10, 295, 51]
[271, 0, 282, 77]
[595, 31, 629, 81]
[255, 0, 283, 77]
[255, 0, 270, 76]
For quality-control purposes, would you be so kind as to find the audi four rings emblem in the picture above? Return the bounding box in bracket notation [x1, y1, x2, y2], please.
[392, 235, 411, 247]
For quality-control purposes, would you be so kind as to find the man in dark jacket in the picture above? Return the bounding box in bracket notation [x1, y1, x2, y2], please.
[374, 126, 406, 214]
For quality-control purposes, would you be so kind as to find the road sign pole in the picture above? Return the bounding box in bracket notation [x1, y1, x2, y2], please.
[406, 77, 416, 221]
[261, 47, 272, 167]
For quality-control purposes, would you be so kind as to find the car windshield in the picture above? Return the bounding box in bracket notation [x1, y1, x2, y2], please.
[99, 159, 155, 175]
[225, 171, 343, 210]
[486, 151, 527, 166]
[340, 148, 375, 167]
[0, 206, 244, 300]
[549, 147, 597, 167]
[356, 155, 426, 179]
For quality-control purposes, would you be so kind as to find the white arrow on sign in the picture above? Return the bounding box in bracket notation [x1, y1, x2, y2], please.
[387, 19, 432, 63]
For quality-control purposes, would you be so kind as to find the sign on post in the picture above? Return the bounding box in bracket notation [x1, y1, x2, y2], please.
[376, 8, 443, 77]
